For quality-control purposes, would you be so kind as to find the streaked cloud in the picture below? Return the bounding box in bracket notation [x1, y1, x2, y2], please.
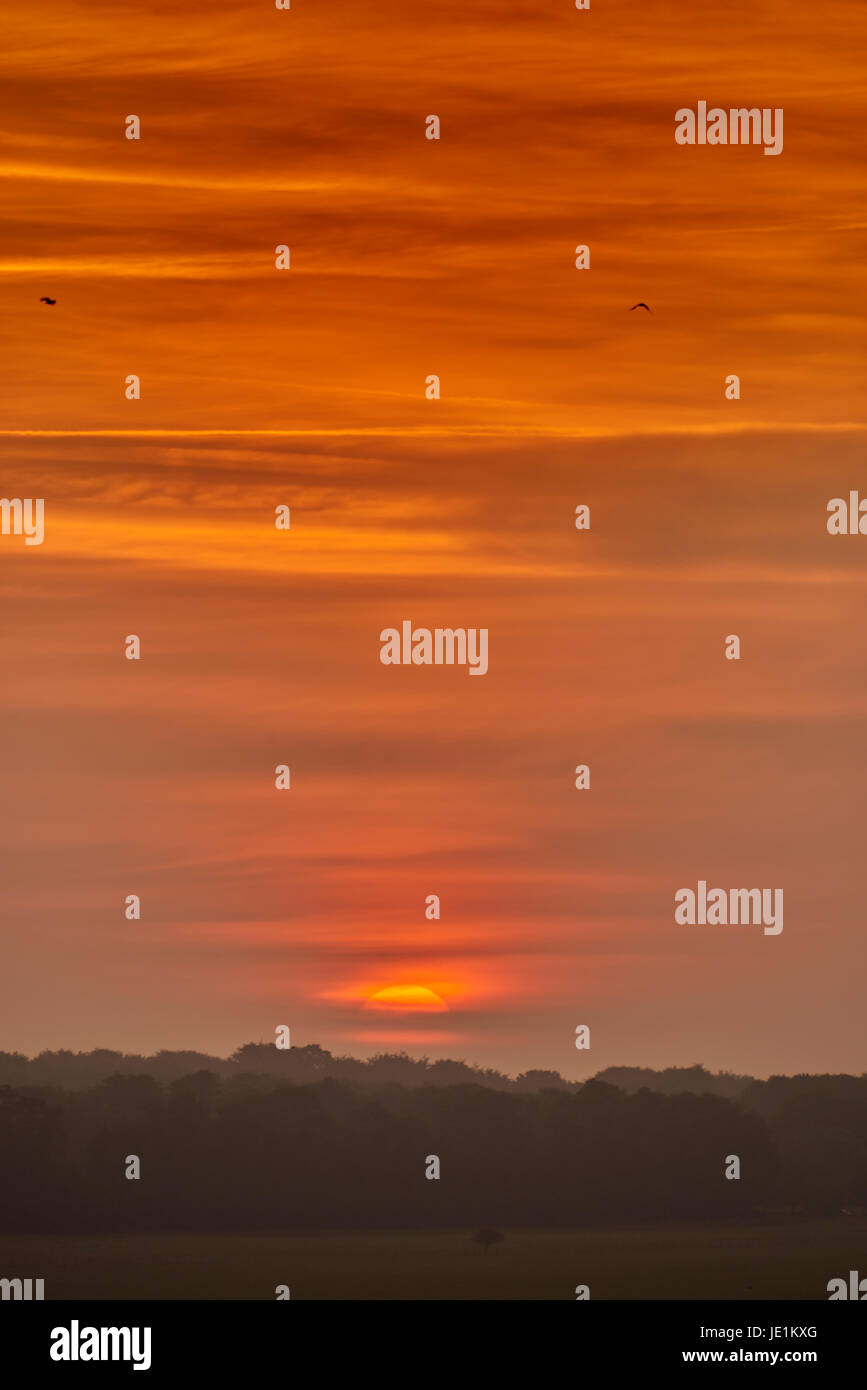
[1, 0, 865, 1077]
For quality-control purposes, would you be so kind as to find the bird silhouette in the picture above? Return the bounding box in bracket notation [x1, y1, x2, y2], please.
[629, 302, 651, 312]
[39, 297, 56, 305]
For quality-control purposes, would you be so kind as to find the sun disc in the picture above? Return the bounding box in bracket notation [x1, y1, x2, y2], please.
[364, 985, 448, 1013]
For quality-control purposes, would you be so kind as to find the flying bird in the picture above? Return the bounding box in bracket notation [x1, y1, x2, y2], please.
[39, 297, 56, 305]
[629, 302, 651, 312]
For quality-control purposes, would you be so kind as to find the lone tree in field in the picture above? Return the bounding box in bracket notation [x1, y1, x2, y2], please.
[473, 1227, 505, 1255]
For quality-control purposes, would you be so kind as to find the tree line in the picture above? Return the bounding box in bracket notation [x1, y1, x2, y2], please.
[0, 1050, 864, 1232]
[0, 1043, 759, 1094]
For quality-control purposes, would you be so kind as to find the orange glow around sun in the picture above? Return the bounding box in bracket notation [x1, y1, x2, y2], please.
[364, 985, 449, 1013]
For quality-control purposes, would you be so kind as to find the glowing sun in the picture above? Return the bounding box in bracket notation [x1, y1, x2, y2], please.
[364, 985, 449, 1013]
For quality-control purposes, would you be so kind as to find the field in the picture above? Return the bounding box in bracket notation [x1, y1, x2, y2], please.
[2, 1220, 862, 1299]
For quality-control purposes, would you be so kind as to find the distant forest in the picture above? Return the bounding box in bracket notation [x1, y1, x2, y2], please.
[0, 1043, 761, 1093]
[1, 1044, 865, 1232]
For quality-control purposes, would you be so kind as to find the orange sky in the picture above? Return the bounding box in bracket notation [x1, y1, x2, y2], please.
[1, 0, 866, 1077]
